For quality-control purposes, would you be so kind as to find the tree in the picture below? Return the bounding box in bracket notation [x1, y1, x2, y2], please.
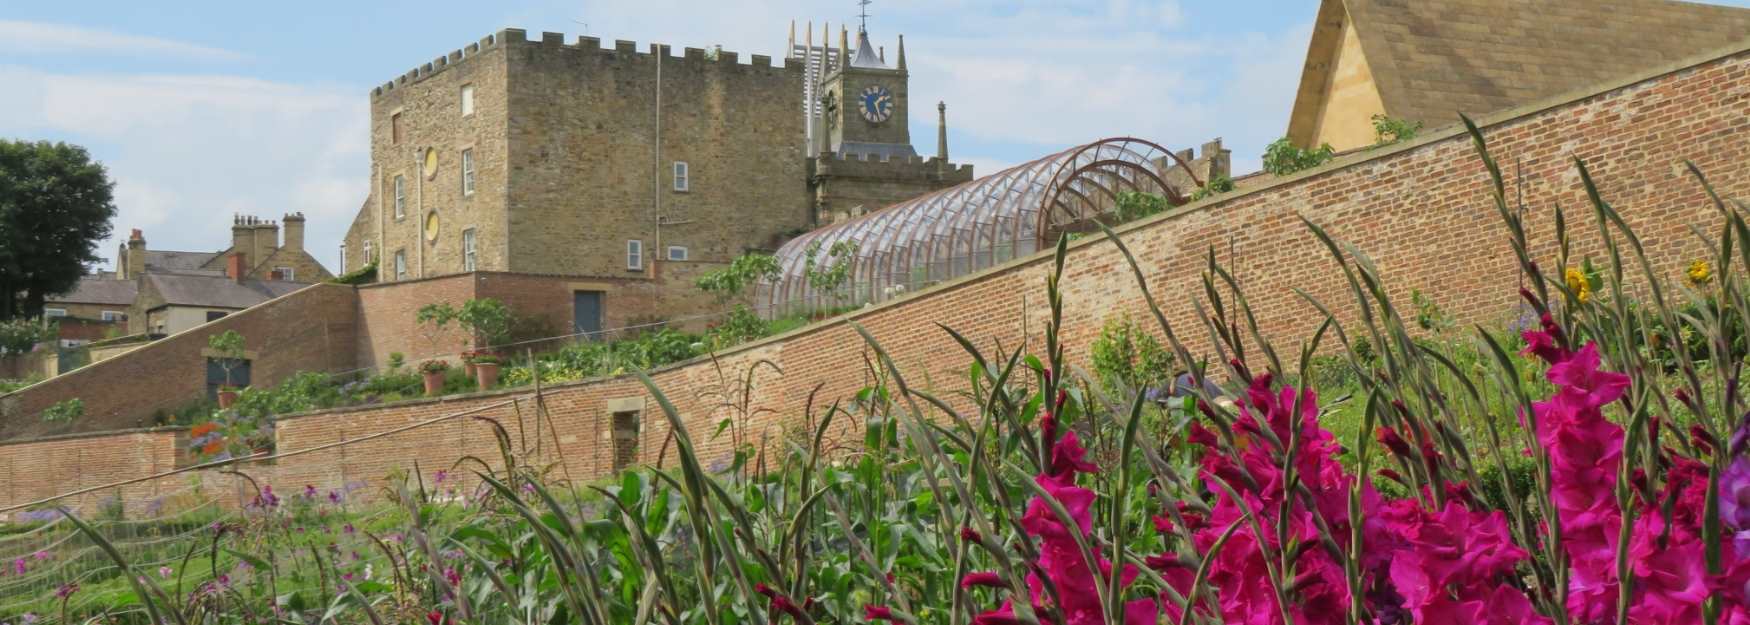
[0, 140, 117, 320]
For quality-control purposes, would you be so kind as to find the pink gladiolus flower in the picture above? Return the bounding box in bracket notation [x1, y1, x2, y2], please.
[960, 571, 1003, 589]
[863, 605, 896, 621]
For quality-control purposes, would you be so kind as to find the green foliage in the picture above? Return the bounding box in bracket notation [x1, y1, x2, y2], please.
[695, 252, 781, 301]
[387, 351, 406, 369]
[802, 240, 859, 301]
[457, 297, 513, 347]
[418, 359, 450, 374]
[1113, 191, 1171, 223]
[0, 139, 118, 320]
[706, 305, 770, 349]
[230, 371, 344, 418]
[1371, 114, 1424, 146]
[0, 317, 51, 354]
[1190, 174, 1235, 201]
[1262, 136, 1336, 176]
[207, 329, 246, 389]
[1088, 312, 1175, 398]
[0, 376, 38, 394]
[327, 261, 377, 285]
[40, 397, 82, 423]
[1411, 288, 1452, 332]
[416, 301, 458, 351]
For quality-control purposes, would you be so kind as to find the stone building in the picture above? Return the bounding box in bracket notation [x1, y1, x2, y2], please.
[341, 23, 967, 335]
[1287, 0, 1750, 151]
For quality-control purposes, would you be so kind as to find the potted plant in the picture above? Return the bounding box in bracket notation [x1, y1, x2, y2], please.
[472, 354, 501, 390]
[207, 330, 247, 408]
[419, 359, 450, 396]
[461, 350, 479, 378]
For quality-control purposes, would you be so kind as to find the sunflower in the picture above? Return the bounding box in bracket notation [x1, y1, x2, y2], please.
[1686, 259, 1712, 287]
[1564, 267, 1592, 303]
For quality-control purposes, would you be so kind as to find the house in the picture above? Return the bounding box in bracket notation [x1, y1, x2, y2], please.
[1286, 0, 1750, 151]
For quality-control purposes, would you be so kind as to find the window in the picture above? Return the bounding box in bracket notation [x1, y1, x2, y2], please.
[672, 161, 689, 192]
[275, 266, 295, 281]
[338, 243, 348, 274]
[391, 112, 404, 144]
[667, 245, 688, 261]
[393, 175, 406, 219]
[205, 311, 229, 322]
[460, 84, 475, 116]
[394, 250, 407, 281]
[461, 149, 475, 196]
[626, 240, 643, 271]
[101, 311, 124, 322]
[462, 228, 478, 272]
[363, 240, 374, 264]
[43, 308, 67, 318]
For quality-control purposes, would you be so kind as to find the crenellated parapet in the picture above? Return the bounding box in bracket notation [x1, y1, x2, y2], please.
[371, 28, 799, 98]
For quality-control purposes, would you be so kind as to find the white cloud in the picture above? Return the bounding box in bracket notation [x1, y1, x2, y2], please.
[0, 20, 243, 62]
[0, 66, 367, 270]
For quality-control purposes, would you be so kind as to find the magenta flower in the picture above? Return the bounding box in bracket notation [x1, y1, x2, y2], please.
[158, 566, 173, 579]
[54, 582, 78, 599]
[863, 604, 897, 621]
[959, 571, 1004, 589]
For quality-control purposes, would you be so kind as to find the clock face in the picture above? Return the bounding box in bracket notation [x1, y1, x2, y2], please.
[858, 84, 894, 124]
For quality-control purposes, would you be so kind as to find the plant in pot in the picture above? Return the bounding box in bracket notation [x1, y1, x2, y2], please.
[457, 297, 512, 358]
[207, 330, 247, 408]
[415, 302, 459, 396]
[471, 354, 501, 390]
[418, 359, 450, 396]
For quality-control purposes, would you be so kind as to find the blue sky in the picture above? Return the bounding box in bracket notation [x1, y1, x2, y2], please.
[0, 1, 1379, 269]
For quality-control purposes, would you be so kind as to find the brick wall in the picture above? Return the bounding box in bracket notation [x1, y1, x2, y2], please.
[0, 284, 360, 441]
[6, 42, 1750, 517]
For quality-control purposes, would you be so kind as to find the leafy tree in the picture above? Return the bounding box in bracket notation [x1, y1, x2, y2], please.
[803, 240, 859, 305]
[457, 298, 512, 347]
[694, 253, 780, 301]
[0, 140, 117, 320]
[0, 318, 52, 355]
[207, 330, 247, 389]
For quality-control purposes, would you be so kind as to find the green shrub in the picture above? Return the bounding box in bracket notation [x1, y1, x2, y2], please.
[1262, 137, 1336, 176]
[1371, 114, 1423, 146]
[1190, 175, 1235, 201]
[0, 318, 51, 354]
[706, 305, 770, 349]
[328, 261, 377, 285]
[42, 398, 83, 423]
[457, 298, 513, 347]
[695, 253, 781, 301]
[1089, 312, 1175, 399]
[1113, 191, 1171, 222]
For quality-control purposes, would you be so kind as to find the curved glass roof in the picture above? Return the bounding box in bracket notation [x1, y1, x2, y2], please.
[764, 137, 1194, 313]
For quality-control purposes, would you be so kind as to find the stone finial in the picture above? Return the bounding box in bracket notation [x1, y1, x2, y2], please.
[936, 101, 948, 161]
[897, 34, 906, 70]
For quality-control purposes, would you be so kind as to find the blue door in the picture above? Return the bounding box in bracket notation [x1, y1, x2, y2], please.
[573, 291, 603, 340]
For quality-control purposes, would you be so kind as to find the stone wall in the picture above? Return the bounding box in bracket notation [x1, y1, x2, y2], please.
[501, 32, 812, 277]
[7, 41, 1750, 517]
[0, 284, 360, 441]
[811, 153, 974, 224]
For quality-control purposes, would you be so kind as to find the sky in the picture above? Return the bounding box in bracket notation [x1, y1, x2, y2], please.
[0, 0, 1327, 272]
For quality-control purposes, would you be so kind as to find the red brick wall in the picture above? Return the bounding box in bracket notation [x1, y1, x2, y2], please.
[6, 45, 1750, 515]
[356, 274, 479, 369]
[0, 285, 360, 440]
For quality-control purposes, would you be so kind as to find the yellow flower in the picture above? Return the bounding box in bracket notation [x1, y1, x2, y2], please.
[1686, 259, 1712, 287]
[1564, 267, 1592, 303]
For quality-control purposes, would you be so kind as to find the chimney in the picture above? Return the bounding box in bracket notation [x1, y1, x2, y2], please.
[124, 229, 146, 279]
[252, 218, 279, 274]
[226, 252, 246, 283]
[282, 212, 305, 254]
[231, 215, 253, 269]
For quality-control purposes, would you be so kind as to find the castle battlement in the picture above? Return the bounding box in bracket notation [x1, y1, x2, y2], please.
[814, 151, 975, 185]
[372, 28, 796, 98]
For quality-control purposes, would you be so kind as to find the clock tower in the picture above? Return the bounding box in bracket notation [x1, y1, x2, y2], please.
[794, 22, 973, 224]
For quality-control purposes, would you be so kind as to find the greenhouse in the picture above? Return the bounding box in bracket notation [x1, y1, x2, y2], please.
[764, 137, 1201, 313]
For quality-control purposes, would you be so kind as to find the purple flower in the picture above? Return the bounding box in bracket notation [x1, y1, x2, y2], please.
[434, 470, 448, 485]
[328, 490, 342, 504]
[54, 582, 78, 599]
[343, 523, 356, 534]
[304, 484, 317, 499]
[12, 559, 25, 575]
[159, 566, 174, 579]
[1723, 455, 1750, 558]
[31, 551, 48, 561]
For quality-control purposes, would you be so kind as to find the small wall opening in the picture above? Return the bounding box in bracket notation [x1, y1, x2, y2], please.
[611, 410, 640, 471]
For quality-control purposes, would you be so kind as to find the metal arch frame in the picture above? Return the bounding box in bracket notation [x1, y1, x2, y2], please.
[765, 136, 1197, 313]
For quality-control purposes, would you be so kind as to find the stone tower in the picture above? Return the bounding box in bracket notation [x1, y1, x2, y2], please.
[795, 23, 972, 224]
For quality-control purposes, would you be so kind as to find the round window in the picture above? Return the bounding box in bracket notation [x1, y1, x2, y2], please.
[422, 148, 439, 179]
[424, 211, 440, 242]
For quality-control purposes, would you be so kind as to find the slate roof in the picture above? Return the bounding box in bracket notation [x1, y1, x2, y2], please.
[1336, 0, 1750, 130]
[143, 273, 308, 310]
[142, 249, 220, 273]
[54, 276, 138, 306]
[850, 29, 887, 69]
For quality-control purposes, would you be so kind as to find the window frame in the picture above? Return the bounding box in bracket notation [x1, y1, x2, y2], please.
[462, 228, 478, 272]
[43, 308, 67, 318]
[672, 161, 689, 192]
[338, 243, 348, 274]
[363, 240, 374, 265]
[391, 111, 404, 144]
[460, 84, 475, 117]
[101, 310, 125, 322]
[666, 245, 689, 262]
[274, 266, 295, 281]
[393, 175, 406, 219]
[461, 149, 476, 196]
[394, 250, 407, 281]
[626, 239, 644, 271]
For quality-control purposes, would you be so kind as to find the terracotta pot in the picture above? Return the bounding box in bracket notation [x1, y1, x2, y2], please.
[475, 362, 501, 391]
[422, 370, 446, 396]
[463, 360, 478, 378]
[217, 389, 239, 409]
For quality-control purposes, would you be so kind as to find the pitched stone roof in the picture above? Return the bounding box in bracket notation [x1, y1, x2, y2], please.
[53, 276, 138, 306]
[1288, 0, 1750, 149]
[143, 273, 308, 310]
[142, 249, 221, 273]
[850, 29, 887, 69]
